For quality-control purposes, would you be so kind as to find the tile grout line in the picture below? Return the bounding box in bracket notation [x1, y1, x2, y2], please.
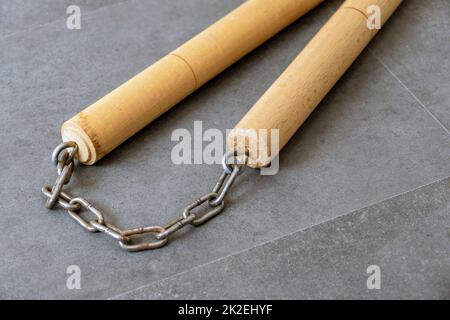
[0, 0, 132, 41]
[368, 48, 450, 136]
[107, 175, 450, 300]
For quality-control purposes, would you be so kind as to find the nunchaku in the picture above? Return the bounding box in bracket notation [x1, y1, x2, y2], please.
[42, 0, 402, 252]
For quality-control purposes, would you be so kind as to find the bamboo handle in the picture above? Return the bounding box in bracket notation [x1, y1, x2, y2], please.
[228, 0, 403, 168]
[62, 0, 324, 164]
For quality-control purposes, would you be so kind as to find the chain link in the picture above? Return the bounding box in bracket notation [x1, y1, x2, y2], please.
[44, 142, 78, 209]
[42, 142, 247, 252]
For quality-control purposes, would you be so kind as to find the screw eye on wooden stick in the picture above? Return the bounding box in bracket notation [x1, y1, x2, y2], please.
[62, 0, 324, 165]
[228, 0, 403, 168]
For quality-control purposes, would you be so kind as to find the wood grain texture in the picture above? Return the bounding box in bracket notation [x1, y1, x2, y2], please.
[61, 0, 325, 164]
[228, 0, 403, 168]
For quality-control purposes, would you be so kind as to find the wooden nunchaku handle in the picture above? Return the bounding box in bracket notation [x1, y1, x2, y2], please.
[62, 0, 324, 164]
[228, 0, 403, 168]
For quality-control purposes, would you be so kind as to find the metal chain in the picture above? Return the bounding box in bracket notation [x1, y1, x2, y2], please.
[42, 142, 247, 252]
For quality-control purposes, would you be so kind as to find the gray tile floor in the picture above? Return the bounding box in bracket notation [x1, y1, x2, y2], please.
[0, 0, 449, 299]
[117, 178, 450, 300]
[0, 0, 128, 37]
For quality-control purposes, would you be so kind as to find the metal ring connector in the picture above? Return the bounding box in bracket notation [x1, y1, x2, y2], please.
[52, 141, 78, 166]
[222, 150, 248, 175]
